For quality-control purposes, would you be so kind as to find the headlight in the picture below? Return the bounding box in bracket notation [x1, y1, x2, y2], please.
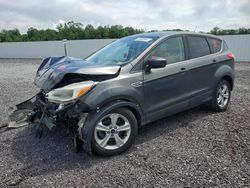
[46, 81, 95, 104]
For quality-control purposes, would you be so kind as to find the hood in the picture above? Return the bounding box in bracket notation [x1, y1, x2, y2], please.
[34, 56, 120, 92]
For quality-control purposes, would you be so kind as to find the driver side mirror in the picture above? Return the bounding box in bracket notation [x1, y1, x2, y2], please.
[146, 57, 167, 70]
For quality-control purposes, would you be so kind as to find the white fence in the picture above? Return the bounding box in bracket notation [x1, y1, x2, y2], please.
[0, 35, 249, 61]
[221, 35, 250, 62]
[0, 39, 115, 59]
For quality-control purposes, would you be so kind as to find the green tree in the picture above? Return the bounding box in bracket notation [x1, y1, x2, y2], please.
[27, 27, 42, 41]
[239, 28, 248, 34]
[0, 29, 22, 42]
[43, 29, 59, 40]
[1, 21, 250, 42]
[84, 24, 96, 39]
[210, 27, 220, 35]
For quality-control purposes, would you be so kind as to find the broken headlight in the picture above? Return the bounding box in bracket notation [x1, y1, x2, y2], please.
[46, 81, 95, 104]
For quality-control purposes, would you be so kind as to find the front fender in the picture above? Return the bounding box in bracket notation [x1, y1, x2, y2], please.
[81, 80, 144, 112]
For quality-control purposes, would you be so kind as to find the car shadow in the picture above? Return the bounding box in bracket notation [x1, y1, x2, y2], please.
[136, 105, 214, 145]
[11, 105, 215, 178]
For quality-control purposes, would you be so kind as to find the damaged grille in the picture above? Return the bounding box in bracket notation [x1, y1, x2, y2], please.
[39, 90, 47, 102]
[37, 90, 59, 115]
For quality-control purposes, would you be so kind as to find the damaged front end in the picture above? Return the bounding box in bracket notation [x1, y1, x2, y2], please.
[8, 56, 120, 153]
[9, 90, 90, 152]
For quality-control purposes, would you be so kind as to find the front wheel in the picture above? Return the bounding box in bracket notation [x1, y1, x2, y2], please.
[91, 108, 138, 156]
[210, 79, 231, 112]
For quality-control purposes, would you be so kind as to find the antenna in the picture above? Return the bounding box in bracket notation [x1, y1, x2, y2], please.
[194, 26, 197, 32]
[63, 39, 67, 56]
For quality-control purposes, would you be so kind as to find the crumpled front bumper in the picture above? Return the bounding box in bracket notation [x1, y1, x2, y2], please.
[36, 97, 73, 129]
[35, 92, 90, 129]
[9, 91, 88, 128]
[35, 94, 92, 153]
[8, 91, 92, 153]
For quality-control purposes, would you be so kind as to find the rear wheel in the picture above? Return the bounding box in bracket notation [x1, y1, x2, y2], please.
[210, 79, 231, 112]
[92, 108, 138, 156]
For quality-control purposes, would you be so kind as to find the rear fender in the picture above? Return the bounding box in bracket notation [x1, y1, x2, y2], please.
[214, 63, 234, 89]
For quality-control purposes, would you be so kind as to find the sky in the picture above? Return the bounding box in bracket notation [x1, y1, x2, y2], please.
[0, 0, 250, 33]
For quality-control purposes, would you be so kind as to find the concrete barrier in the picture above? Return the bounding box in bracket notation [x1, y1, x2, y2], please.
[0, 39, 116, 59]
[0, 35, 249, 61]
[221, 35, 250, 62]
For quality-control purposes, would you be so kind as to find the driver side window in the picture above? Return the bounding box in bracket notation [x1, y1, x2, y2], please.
[149, 37, 185, 64]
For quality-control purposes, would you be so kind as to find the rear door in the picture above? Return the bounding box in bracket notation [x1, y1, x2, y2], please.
[185, 35, 221, 106]
[143, 36, 190, 122]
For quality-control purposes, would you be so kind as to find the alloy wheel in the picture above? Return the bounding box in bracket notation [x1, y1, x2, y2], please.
[94, 113, 131, 150]
[217, 84, 229, 108]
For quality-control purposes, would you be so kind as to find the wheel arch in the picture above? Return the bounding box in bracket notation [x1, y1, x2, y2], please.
[214, 64, 234, 90]
[99, 99, 144, 127]
[80, 99, 144, 154]
[221, 75, 233, 90]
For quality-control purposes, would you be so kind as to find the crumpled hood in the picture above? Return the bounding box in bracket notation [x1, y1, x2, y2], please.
[34, 56, 120, 92]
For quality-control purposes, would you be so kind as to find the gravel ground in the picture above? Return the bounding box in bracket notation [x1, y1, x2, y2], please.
[0, 59, 249, 187]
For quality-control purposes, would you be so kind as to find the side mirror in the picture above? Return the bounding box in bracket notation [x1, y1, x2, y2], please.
[146, 57, 166, 70]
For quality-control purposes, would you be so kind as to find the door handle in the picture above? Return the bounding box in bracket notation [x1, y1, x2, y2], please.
[213, 59, 217, 63]
[180, 67, 186, 72]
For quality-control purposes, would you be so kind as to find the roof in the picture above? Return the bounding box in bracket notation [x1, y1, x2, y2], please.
[131, 31, 222, 40]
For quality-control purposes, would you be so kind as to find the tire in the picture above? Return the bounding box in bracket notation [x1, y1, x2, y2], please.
[210, 79, 231, 112]
[91, 108, 138, 156]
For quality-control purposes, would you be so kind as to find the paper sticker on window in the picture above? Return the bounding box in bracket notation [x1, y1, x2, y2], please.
[135, 38, 153, 42]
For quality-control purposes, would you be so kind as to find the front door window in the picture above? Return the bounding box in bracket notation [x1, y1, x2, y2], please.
[148, 37, 185, 65]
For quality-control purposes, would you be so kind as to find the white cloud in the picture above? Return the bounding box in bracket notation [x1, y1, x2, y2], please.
[0, 0, 249, 33]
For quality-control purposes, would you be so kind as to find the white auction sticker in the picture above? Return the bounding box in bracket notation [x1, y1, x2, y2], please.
[135, 38, 153, 42]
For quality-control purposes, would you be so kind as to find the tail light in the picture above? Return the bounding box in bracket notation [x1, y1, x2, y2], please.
[227, 53, 235, 60]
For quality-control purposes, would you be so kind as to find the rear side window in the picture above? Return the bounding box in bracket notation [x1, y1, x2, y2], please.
[207, 38, 222, 53]
[187, 36, 210, 58]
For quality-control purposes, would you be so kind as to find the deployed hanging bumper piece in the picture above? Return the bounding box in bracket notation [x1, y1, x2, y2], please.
[8, 95, 38, 128]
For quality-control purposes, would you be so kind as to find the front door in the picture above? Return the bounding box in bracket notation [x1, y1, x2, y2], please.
[143, 36, 190, 122]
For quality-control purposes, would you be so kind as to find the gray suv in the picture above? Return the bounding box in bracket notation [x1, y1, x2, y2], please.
[9, 32, 235, 156]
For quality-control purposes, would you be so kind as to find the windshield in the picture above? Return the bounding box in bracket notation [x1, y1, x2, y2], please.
[86, 36, 158, 66]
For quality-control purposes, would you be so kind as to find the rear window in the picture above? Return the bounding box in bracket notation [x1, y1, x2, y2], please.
[223, 40, 228, 51]
[187, 36, 210, 58]
[207, 38, 222, 53]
